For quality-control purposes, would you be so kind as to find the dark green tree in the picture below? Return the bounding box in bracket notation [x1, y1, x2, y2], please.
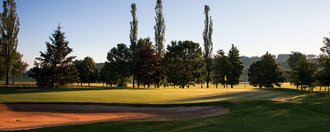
[318, 34, 330, 94]
[213, 50, 229, 88]
[290, 56, 317, 91]
[29, 25, 79, 88]
[164, 41, 205, 88]
[130, 3, 138, 88]
[10, 51, 28, 84]
[100, 62, 118, 87]
[203, 5, 213, 88]
[154, 0, 165, 57]
[106, 43, 131, 87]
[227, 44, 244, 88]
[134, 38, 162, 88]
[75, 57, 98, 87]
[73, 60, 85, 86]
[0, 0, 20, 85]
[287, 51, 305, 70]
[248, 52, 284, 88]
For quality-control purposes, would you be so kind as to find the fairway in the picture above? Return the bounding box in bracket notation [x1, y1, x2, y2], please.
[2, 87, 330, 131]
[0, 87, 302, 104]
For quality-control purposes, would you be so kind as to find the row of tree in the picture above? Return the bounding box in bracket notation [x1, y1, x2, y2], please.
[28, 0, 330, 93]
[0, 0, 28, 85]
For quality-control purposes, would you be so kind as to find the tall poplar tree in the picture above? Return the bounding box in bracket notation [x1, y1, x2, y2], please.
[154, 0, 165, 57]
[0, 0, 20, 85]
[130, 3, 138, 88]
[203, 5, 213, 88]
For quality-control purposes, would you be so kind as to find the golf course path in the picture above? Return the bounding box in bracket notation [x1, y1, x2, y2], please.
[0, 104, 229, 131]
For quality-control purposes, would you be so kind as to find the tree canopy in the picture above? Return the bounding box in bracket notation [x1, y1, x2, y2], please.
[105, 43, 131, 87]
[0, 0, 20, 85]
[248, 52, 284, 88]
[164, 41, 205, 88]
[30, 25, 79, 88]
[203, 5, 213, 88]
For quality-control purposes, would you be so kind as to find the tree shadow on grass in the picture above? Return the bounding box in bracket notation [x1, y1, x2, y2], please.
[173, 89, 305, 104]
[0, 87, 154, 95]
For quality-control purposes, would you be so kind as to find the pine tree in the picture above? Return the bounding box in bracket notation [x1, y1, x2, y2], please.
[227, 44, 244, 88]
[213, 50, 229, 88]
[203, 5, 213, 88]
[0, 0, 20, 85]
[130, 3, 138, 88]
[154, 0, 165, 57]
[29, 25, 78, 88]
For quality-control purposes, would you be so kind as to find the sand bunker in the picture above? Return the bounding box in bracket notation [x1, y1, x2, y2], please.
[0, 104, 229, 131]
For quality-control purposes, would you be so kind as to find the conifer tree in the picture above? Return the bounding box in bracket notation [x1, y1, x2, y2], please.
[29, 25, 78, 88]
[227, 44, 244, 88]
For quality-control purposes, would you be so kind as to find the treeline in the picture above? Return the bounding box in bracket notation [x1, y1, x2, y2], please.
[26, 0, 330, 94]
[0, 0, 28, 85]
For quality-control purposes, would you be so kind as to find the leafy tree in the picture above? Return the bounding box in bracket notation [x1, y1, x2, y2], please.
[74, 57, 98, 86]
[100, 62, 118, 87]
[287, 51, 305, 70]
[0, 0, 20, 85]
[213, 50, 229, 88]
[29, 25, 79, 88]
[130, 3, 138, 88]
[227, 44, 244, 88]
[248, 52, 284, 88]
[290, 56, 317, 91]
[10, 51, 28, 84]
[73, 60, 85, 86]
[134, 38, 162, 88]
[318, 34, 330, 94]
[83, 57, 98, 86]
[203, 5, 213, 88]
[154, 0, 165, 57]
[106, 43, 131, 87]
[164, 41, 205, 88]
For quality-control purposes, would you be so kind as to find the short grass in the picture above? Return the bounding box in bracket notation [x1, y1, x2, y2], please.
[1, 85, 330, 132]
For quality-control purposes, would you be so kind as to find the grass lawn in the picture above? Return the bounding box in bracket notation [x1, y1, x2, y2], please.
[1, 86, 330, 132]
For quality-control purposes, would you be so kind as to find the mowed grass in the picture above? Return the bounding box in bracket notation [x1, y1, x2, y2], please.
[2, 85, 330, 132]
[0, 86, 302, 104]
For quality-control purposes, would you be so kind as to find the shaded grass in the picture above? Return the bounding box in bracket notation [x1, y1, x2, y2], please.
[19, 100, 330, 132]
[2, 87, 330, 132]
[0, 87, 301, 104]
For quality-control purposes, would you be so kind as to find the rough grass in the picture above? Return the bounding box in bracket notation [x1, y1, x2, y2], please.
[1, 86, 330, 132]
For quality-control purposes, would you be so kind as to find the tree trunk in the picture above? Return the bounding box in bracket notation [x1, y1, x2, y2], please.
[133, 76, 135, 88]
[231, 84, 233, 88]
[88, 82, 90, 87]
[5, 63, 9, 85]
[11, 75, 15, 85]
[216, 83, 218, 88]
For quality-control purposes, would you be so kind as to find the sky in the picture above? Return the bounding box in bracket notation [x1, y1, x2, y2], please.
[14, 0, 330, 68]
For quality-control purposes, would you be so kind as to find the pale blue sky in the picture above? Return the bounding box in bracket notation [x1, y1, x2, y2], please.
[15, 0, 330, 67]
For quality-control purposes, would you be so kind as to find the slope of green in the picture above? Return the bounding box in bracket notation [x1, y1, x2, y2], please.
[1, 87, 330, 132]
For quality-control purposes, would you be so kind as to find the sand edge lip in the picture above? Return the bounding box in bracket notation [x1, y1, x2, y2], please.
[0, 103, 229, 131]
